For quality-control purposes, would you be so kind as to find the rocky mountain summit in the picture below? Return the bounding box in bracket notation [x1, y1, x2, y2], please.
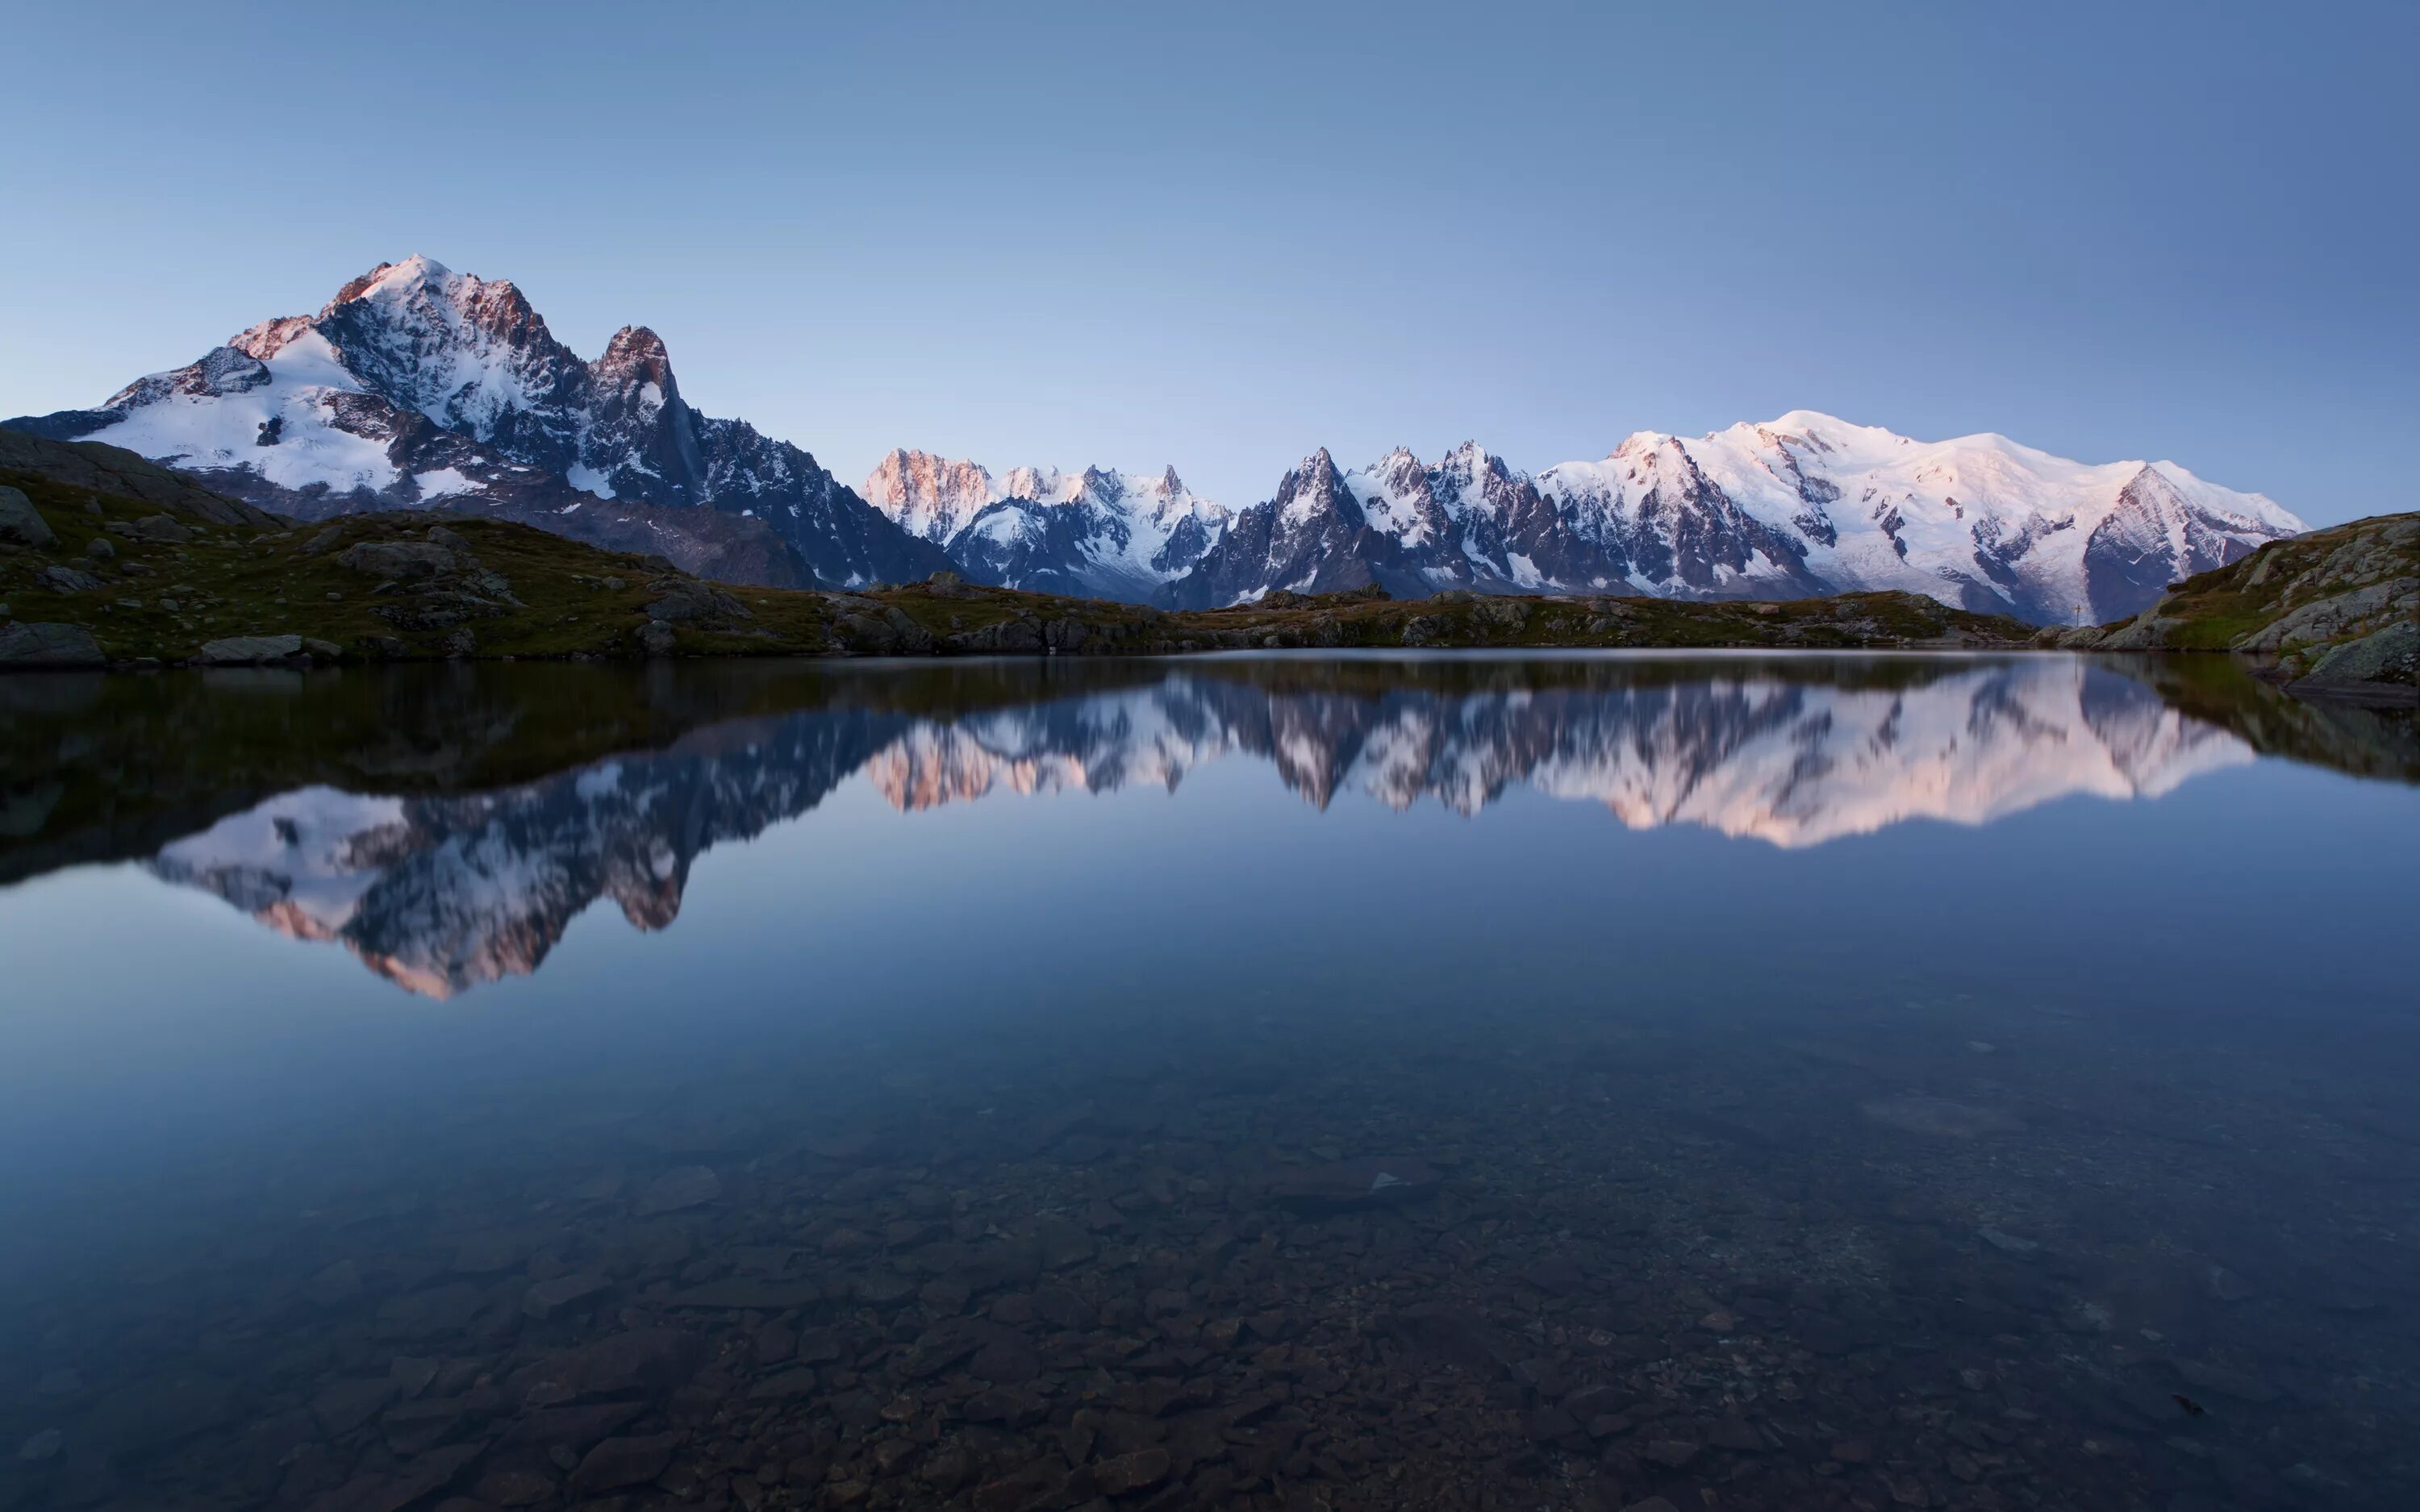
[7, 257, 948, 589]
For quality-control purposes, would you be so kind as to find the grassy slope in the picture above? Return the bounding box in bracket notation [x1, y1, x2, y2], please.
[4, 461, 2040, 667]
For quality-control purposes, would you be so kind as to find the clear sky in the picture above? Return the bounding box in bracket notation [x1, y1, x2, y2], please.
[2, 2, 2410, 525]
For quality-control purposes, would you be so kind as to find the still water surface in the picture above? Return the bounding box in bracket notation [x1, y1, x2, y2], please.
[2, 652, 2417, 1512]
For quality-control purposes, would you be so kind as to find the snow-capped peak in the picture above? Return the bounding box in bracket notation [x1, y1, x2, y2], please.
[345, 253, 456, 302]
[863, 448, 999, 545]
[862, 448, 1229, 597]
[16, 255, 950, 590]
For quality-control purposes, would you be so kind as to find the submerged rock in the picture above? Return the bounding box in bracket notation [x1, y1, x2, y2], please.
[511, 1328, 707, 1406]
[568, 1431, 683, 1493]
[1267, 1155, 1441, 1213]
[523, 1273, 611, 1320]
[634, 1164, 721, 1214]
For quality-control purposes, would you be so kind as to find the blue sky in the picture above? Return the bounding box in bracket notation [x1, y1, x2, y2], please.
[2, 2, 2410, 524]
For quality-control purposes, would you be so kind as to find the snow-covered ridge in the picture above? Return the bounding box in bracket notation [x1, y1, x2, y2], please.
[1165, 413, 2302, 623]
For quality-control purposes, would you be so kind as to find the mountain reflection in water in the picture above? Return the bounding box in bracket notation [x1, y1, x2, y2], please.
[1, 652, 2397, 996]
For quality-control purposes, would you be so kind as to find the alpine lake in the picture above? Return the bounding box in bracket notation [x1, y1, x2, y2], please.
[2, 650, 2416, 1512]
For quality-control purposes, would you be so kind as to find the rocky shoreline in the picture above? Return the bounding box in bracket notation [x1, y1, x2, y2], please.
[2050, 512, 2419, 706]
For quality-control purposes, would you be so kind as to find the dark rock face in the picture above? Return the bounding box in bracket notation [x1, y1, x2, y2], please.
[2083, 466, 2263, 623]
[949, 495, 1138, 598]
[1164, 449, 1404, 609]
[4, 257, 945, 590]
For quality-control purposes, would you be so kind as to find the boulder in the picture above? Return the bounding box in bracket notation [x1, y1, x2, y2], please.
[106, 514, 193, 544]
[0, 622, 104, 668]
[2301, 620, 2418, 691]
[634, 1165, 720, 1214]
[39, 564, 105, 594]
[2096, 611, 2182, 651]
[1094, 1447, 1171, 1495]
[198, 634, 303, 664]
[644, 578, 749, 625]
[337, 539, 461, 581]
[0, 486, 56, 548]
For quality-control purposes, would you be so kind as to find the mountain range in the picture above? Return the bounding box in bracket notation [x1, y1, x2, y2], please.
[149, 659, 2250, 995]
[8, 256, 2304, 623]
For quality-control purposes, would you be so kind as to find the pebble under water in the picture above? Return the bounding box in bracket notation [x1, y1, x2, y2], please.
[1, 652, 2416, 1512]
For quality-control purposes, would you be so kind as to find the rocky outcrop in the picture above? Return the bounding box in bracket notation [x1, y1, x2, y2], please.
[323, 521, 525, 635]
[2085, 512, 2418, 704]
[196, 634, 307, 665]
[0, 429, 281, 528]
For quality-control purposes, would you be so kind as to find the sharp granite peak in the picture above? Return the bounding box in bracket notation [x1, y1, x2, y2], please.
[863, 449, 1229, 601]
[4, 255, 2301, 621]
[8, 255, 950, 589]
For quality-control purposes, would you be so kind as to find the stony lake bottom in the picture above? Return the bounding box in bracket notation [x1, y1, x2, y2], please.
[1, 652, 2416, 1512]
